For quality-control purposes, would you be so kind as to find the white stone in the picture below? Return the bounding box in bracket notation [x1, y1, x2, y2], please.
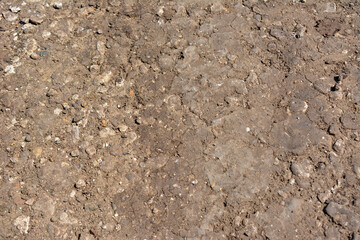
[75, 179, 86, 188]
[59, 212, 78, 225]
[325, 2, 336, 13]
[2, 11, 18, 22]
[4, 65, 15, 74]
[99, 128, 116, 138]
[10, 6, 21, 13]
[98, 71, 113, 84]
[53, 2, 63, 9]
[70, 190, 76, 198]
[97, 41, 106, 55]
[54, 108, 62, 115]
[14, 215, 30, 234]
[42, 30, 51, 39]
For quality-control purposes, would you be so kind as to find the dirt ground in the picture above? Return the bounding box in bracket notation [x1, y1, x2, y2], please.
[0, 0, 360, 239]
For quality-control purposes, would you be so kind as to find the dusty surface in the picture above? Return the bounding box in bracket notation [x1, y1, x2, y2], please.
[0, 0, 360, 239]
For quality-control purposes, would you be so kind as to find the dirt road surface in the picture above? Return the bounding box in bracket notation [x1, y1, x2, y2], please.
[1, 0, 360, 239]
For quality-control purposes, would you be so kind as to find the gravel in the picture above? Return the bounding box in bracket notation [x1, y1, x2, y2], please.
[13, 216, 30, 234]
[2, 11, 18, 22]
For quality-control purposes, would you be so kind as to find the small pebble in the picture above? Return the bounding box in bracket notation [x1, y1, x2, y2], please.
[29, 16, 43, 25]
[294, 24, 306, 38]
[53, 2, 63, 9]
[14, 215, 30, 234]
[288, 99, 308, 113]
[118, 124, 128, 132]
[70, 150, 80, 157]
[40, 51, 48, 57]
[42, 31, 51, 39]
[9, 6, 21, 13]
[79, 233, 96, 240]
[33, 147, 43, 158]
[333, 139, 345, 154]
[328, 123, 340, 136]
[290, 160, 312, 178]
[2, 11, 18, 22]
[329, 90, 343, 100]
[86, 146, 96, 156]
[25, 135, 31, 142]
[324, 2, 336, 13]
[99, 128, 116, 138]
[75, 179, 86, 188]
[76, 195, 86, 202]
[59, 212, 78, 225]
[25, 198, 35, 205]
[70, 190, 76, 198]
[210, 2, 225, 13]
[318, 190, 331, 203]
[54, 108, 62, 115]
[4, 65, 15, 74]
[30, 53, 40, 60]
[85, 203, 99, 211]
[289, 178, 295, 184]
[20, 17, 29, 24]
[22, 24, 36, 34]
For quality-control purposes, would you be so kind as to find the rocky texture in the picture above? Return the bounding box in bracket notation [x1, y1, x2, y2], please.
[325, 202, 360, 232]
[0, 0, 360, 239]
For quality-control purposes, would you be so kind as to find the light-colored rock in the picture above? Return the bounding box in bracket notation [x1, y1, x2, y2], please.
[97, 71, 113, 84]
[14, 215, 30, 234]
[9, 6, 21, 13]
[99, 128, 116, 138]
[124, 131, 137, 145]
[33, 147, 43, 158]
[59, 212, 78, 225]
[42, 30, 51, 39]
[290, 160, 313, 178]
[22, 23, 36, 34]
[53, 2, 63, 9]
[324, 2, 336, 13]
[97, 41, 106, 55]
[79, 233, 96, 240]
[85, 146, 96, 156]
[33, 194, 56, 217]
[5, 65, 15, 74]
[333, 139, 345, 154]
[75, 179, 86, 188]
[2, 11, 18, 22]
[29, 15, 43, 25]
[288, 99, 308, 113]
[25, 198, 35, 205]
[318, 190, 331, 203]
[54, 108, 62, 115]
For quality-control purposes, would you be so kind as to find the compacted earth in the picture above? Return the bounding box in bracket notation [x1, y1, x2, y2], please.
[0, 0, 360, 239]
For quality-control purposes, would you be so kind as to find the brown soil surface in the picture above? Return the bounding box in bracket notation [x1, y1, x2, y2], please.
[1, 0, 360, 239]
